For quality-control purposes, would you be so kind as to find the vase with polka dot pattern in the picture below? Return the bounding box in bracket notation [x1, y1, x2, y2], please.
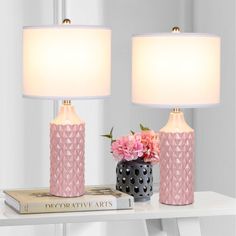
[116, 159, 153, 202]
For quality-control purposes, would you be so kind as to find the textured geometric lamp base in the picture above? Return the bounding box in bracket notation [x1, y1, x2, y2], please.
[50, 101, 85, 197]
[159, 109, 194, 205]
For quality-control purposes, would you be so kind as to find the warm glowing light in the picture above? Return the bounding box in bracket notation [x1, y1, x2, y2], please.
[23, 26, 111, 99]
[132, 34, 220, 108]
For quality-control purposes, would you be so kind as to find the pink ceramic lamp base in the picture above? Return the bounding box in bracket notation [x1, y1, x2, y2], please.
[50, 102, 85, 197]
[159, 131, 194, 205]
[159, 110, 194, 205]
[50, 123, 85, 197]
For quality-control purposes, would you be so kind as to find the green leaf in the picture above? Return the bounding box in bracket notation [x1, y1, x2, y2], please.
[140, 123, 150, 131]
[101, 127, 114, 140]
[130, 130, 135, 135]
[109, 127, 114, 136]
[101, 134, 112, 139]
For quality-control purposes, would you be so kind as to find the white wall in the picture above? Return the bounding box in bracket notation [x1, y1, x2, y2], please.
[0, 0, 55, 235]
[193, 0, 236, 235]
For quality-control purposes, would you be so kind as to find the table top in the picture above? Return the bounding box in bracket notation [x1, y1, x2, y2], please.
[0, 191, 235, 226]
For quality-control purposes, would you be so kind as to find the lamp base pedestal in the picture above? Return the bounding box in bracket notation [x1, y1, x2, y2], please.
[159, 110, 194, 205]
[50, 103, 85, 197]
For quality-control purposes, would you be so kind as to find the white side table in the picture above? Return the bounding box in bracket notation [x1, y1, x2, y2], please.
[0, 191, 235, 236]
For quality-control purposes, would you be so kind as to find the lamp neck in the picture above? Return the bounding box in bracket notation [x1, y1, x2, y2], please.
[160, 110, 193, 133]
[51, 101, 84, 125]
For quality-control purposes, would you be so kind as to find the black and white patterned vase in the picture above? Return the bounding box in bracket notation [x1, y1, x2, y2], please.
[116, 158, 153, 202]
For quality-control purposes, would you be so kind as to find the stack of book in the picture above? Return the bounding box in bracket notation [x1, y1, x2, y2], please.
[4, 186, 134, 214]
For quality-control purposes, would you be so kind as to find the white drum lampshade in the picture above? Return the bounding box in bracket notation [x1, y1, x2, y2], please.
[23, 26, 111, 99]
[132, 34, 220, 107]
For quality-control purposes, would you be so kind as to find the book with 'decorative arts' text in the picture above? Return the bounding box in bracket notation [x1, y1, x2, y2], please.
[4, 186, 134, 214]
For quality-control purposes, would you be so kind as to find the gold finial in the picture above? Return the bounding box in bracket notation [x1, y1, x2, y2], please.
[62, 19, 71, 24]
[172, 26, 180, 33]
[63, 100, 71, 106]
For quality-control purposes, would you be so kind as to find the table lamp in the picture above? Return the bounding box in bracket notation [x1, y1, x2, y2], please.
[132, 27, 220, 205]
[23, 19, 111, 197]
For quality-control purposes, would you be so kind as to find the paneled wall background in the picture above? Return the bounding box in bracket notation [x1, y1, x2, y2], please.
[0, 0, 235, 235]
[193, 0, 236, 235]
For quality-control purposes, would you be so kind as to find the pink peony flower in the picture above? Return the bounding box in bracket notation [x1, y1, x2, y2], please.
[111, 134, 144, 161]
[139, 130, 160, 164]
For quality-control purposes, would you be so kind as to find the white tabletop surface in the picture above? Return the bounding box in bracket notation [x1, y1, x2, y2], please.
[0, 191, 235, 226]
